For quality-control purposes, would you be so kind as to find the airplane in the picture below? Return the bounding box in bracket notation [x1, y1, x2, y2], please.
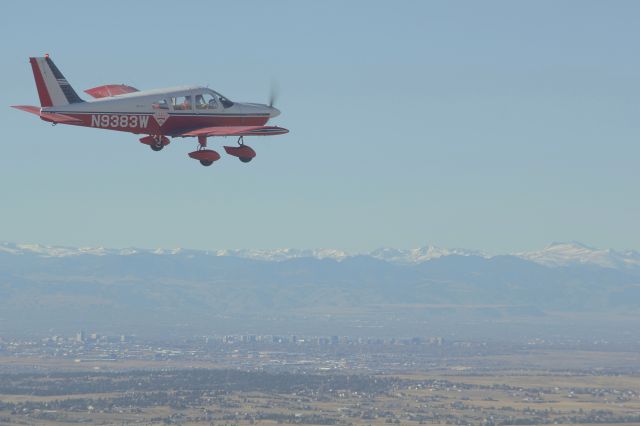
[11, 55, 289, 166]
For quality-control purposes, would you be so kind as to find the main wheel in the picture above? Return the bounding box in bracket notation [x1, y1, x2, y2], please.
[200, 159, 214, 167]
[239, 157, 253, 163]
[150, 144, 163, 152]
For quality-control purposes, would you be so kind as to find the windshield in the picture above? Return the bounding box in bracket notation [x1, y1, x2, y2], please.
[211, 91, 234, 108]
[195, 93, 217, 110]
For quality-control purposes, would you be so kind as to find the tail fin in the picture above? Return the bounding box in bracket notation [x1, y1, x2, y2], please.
[29, 55, 84, 107]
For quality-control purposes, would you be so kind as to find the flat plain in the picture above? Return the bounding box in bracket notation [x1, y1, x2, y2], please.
[0, 349, 639, 425]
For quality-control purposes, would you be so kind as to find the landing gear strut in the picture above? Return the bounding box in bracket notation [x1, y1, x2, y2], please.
[224, 136, 256, 163]
[188, 135, 220, 166]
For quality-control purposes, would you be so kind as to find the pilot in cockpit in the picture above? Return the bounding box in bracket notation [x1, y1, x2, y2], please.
[195, 94, 206, 109]
[182, 96, 192, 110]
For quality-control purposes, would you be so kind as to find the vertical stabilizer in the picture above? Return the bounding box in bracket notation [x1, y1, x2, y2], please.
[29, 56, 84, 107]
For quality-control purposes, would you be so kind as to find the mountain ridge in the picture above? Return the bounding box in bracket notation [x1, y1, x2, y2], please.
[1, 240, 639, 336]
[1, 241, 638, 270]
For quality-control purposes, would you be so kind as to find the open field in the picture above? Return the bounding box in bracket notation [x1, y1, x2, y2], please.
[0, 350, 639, 426]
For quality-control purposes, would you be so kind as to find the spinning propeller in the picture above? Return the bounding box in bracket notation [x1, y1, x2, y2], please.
[268, 80, 279, 108]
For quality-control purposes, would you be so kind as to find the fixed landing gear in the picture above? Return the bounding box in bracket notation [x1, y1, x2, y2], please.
[224, 137, 256, 163]
[187, 135, 257, 166]
[140, 135, 169, 151]
[188, 135, 220, 166]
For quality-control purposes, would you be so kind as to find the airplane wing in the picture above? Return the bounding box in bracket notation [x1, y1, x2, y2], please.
[84, 84, 139, 98]
[11, 105, 82, 124]
[180, 126, 289, 137]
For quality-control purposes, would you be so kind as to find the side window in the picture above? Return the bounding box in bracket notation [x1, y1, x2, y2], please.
[196, 93, 218, 110]
[171, 96, 193, 111]
[152, 99, 169, 110]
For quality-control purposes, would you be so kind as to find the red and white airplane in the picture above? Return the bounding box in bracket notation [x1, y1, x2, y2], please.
[12, 55, 289, 166]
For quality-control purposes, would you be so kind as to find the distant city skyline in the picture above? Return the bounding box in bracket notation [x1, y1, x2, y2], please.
[1, 0, 638, 253]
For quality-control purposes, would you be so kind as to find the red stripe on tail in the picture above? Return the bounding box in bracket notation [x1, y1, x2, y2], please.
[29, 58, 52, 107]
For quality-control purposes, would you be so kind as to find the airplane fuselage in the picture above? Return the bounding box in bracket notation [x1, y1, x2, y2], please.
[43, 86, 278, 137]
[13, 55, 288, 166]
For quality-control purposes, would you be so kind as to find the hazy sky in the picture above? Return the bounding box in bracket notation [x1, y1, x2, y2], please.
[1, 1, 638, 253]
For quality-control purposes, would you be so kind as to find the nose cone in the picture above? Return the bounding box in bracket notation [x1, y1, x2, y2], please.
[269, 106, 281, 118]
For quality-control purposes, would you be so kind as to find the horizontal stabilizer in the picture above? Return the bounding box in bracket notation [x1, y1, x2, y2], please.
[11, 105, 41, 115]
[40, 112, 82, 124]
[85, 84, 139, 98]
[12, 105, 82, 124]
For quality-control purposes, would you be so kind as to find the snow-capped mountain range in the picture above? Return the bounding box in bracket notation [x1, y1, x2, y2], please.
[1, 241, 639, 270]
[515, 242, 640, 269]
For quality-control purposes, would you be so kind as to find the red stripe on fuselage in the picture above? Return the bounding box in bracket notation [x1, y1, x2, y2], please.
[29, 58, 53, 107]
[49, 112, 270, 136]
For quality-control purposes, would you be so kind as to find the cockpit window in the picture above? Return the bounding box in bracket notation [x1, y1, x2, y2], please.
[171, 96, 193, 111]
[195, 93, 218, 110]
[152, 99, 169, 110]
[210, 91, 233, 108]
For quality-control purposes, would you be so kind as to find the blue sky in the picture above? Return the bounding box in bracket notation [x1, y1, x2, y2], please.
[0, 1, 638, 253]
